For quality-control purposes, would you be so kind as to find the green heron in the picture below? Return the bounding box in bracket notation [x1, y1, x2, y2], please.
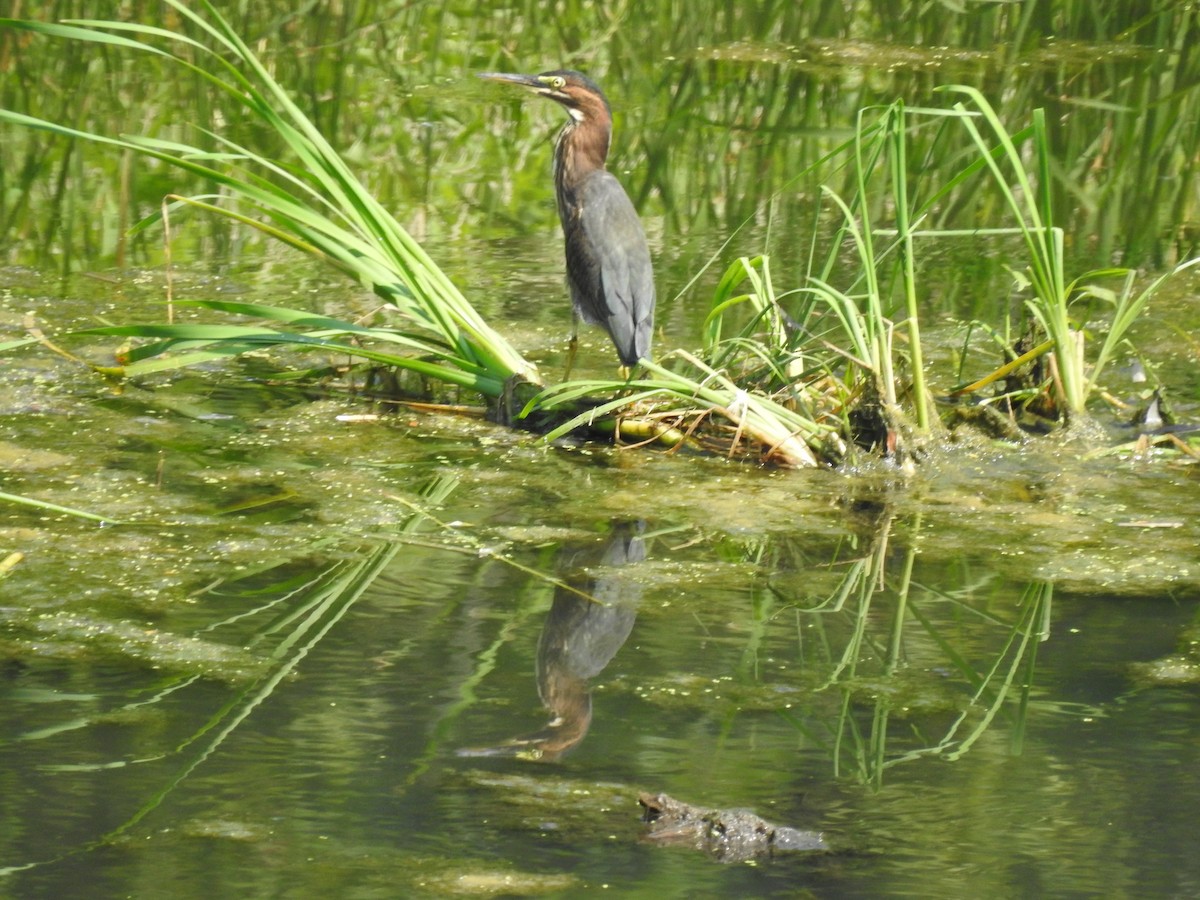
[479, 69, 655, 372]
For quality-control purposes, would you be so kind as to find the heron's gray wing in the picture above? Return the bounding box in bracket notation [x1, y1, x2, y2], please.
[564, 171, 656, 364]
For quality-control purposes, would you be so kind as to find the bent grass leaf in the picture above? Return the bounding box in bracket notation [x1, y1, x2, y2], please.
[0, 490, 128, 525]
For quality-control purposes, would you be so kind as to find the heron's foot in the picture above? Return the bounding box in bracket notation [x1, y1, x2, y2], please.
[495, 372, 540, 426]
[495, 373, 519, 426]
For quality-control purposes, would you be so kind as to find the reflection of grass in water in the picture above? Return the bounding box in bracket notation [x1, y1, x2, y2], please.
[0, 489, 128, 525]
[2, 548, 400, 875]
[765, 515, 1053, 787]
[0, 474, 453, 876]
[589, 515, 1058, 788]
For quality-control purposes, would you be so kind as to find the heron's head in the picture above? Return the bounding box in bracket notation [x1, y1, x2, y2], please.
[479, 70, 611, 125]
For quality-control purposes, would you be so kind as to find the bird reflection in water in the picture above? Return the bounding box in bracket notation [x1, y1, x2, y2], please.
[458, 522, 644, 761]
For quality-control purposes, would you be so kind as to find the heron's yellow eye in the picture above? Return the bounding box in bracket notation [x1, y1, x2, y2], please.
[551, 76, 565, 89]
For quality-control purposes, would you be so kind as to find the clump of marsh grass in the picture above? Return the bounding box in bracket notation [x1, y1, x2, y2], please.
[699, 88, 1198, 457]
[939, 86, 1199, 425]
[697, 102, 935, 463]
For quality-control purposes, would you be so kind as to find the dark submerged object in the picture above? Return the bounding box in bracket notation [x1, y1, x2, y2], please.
[639, 792, 826, 863]
[479, 69, 655, 369]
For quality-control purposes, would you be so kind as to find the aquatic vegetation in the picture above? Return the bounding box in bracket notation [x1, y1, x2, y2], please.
[939, 86, 1200, 422]
[1, 3, 1196, 469]
[1, 2, 539, 397]
[699, 89, 1198, 455]
[0, 3, 844, 466]
[2, 6, 1199, 896]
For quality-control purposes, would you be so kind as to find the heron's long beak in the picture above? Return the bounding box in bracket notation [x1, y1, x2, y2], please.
[479, 72, 544, 91]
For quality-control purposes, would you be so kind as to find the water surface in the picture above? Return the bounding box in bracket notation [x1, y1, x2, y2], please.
[3, 3, 1200, 897]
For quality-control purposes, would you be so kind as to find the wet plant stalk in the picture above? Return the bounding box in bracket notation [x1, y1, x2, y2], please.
[888, 103, 929, 430]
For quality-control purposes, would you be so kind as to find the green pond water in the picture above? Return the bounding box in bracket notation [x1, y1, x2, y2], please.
[4, 3, 1200, 898]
